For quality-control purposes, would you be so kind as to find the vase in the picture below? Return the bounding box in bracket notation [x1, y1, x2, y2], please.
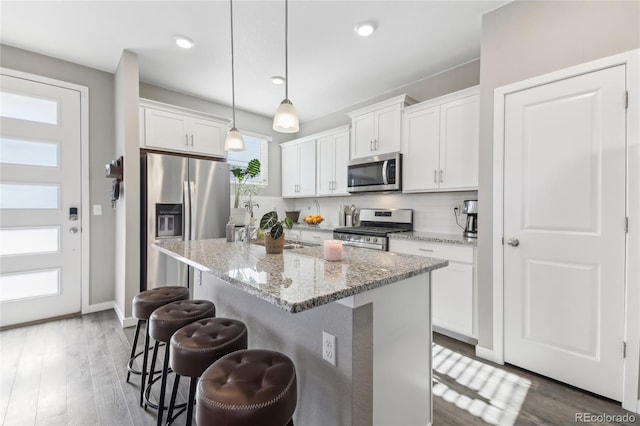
[230, 208, 247, 226]
[264, 234, 285, 254]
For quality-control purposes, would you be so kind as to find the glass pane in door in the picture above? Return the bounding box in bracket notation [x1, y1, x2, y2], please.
[0, 91, 58, 124]
[0, 227, 59, 255]
[0, 269, 60, 302]
[0, 183, 59, 209]
[0, 138, 59, 167]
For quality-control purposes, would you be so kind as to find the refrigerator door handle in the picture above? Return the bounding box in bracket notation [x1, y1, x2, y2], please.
[189, 181, 196, 240]
[183, 181, 191, 241]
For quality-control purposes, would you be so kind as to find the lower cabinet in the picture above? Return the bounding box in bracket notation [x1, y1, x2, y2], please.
[389, 239, 476, 340]
[286, 228, 333, 244]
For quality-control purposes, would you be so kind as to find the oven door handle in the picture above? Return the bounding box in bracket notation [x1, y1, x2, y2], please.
[341, 239, 385, 250]
[382, 160, 389, 185]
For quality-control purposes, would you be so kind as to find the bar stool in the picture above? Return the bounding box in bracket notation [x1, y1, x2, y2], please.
[196, 349, 297, 426]
[166, 317, 248, 425]
[129, 286, 190, 406]
[147, 300, 216, 426]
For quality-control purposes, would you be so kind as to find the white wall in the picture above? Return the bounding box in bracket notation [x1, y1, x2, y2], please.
[0, 44, 116, 306]
[477, 0, 640, 351]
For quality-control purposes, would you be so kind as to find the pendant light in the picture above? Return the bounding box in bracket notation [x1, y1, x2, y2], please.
[272, 0, 299, 133]
[224, 0, 245, 151]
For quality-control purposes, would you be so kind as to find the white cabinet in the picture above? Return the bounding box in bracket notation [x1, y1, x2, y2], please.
[348, 94, 416, 159]
[286, 228, 333, 244]
[402, 87, 479, 192]
[389, 238, 476, 339]
[317, 126, 350, 196]
[140, 100, 229, 158]
[281, 139, 316, 198]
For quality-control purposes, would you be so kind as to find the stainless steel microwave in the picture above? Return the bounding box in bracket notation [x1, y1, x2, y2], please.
[347, 152, 401, 193]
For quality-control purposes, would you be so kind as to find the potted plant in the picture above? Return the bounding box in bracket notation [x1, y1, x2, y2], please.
[230, 159, 260, 225]
[259, 211, 294, 254]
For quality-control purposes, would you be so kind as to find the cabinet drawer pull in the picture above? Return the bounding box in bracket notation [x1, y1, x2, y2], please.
[190, 134, 194, 146]
[311, 235, 321, 239]
[418, 248, 434, 252]
[185, 134, 189, 146]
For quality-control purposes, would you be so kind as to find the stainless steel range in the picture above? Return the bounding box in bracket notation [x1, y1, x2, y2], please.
[333, 208, 412, 251]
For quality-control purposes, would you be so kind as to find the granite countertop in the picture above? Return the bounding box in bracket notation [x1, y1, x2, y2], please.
[153, 238, 448, 313]
[388, 231, 478, 246]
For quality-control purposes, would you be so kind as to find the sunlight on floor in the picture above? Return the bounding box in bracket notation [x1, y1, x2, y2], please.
[433, 343, 531, 425]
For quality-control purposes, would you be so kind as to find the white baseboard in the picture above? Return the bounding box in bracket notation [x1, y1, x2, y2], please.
[475, 345, 504, 365]
[112, 301, 138, 328]
[433, 325, 478, 345]
[84, 301, 114, 314]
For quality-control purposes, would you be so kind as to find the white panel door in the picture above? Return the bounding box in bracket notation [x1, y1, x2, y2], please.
[332, 131, 349, 195]
[439, 95, 479, 189]
[402, 105, 440, 192]
[281, 144, 298, 197]
[351, 113, 374, 159]
[190, 117, 226, 158]
[144, 108, 189, 151]
[297, 140, 316, 197]
[0, 74, 82, 327]
[375, 104, 401, 155]
[503, 65, 626, 400]
[316, 135, 334, 195]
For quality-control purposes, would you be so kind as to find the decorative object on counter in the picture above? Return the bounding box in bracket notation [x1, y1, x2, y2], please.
[230, 158, 260, 225]
[323, 240, 343, 261]
[272, 0, 299, 133]
[285, 210, 300, 223]
[454, 200, 478, 238]
[226, 217, 235, 242]
[243, 193, 259, 225]
[224, 0, 244, 151]
[303, 215, 324, 226]
[259, 211, 294, 254]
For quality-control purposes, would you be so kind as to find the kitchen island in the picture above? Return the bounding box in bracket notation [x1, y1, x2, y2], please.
[154, 238, 448, 426]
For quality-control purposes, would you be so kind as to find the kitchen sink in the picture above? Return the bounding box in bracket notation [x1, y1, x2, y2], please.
[250, 241, 305, 249]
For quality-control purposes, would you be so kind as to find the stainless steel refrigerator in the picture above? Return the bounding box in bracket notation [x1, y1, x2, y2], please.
[141, 152, 230, 291]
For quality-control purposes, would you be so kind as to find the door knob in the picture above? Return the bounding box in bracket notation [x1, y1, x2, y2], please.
[507, 238, 519, 247]
[69, 227, 79, 234]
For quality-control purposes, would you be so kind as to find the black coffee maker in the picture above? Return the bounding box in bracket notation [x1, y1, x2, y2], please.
[462, 200, 478, 238]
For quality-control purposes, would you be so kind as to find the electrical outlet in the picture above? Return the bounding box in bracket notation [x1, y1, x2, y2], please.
[322, 331, 336, 366]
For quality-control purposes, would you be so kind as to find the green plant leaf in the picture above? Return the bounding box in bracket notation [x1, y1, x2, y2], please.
[283, 217, 293, 229]
[260, 211, 278, 230]
[270, 223, 284, 240]
[246, 159, 261, 178]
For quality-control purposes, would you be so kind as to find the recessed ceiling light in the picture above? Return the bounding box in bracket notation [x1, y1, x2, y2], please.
[173, 35, 195, 49]
[354, 21, 377, 37]
[271, 76, 285, 85]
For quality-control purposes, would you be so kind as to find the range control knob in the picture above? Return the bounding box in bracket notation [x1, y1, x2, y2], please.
[372, 238, 377, 243]
[366, 237, 370, 242]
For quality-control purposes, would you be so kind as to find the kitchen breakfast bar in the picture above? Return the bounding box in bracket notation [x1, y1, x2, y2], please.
[154, 239, 448, 426]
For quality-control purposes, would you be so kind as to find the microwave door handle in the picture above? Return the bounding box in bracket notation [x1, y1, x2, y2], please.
[382, 160, 389, 185]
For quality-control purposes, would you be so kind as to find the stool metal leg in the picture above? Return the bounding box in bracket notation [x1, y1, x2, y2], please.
[126, 320, 142, 383]
[145, 341, 160, 410]
[140, 323, 151, 406]
[165, 374, 181, 425]
[185, 377, 197, 426]
[156, 349, 171, 426]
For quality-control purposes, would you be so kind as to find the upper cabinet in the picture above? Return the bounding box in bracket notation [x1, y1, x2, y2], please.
[281, 139, 316, 198]
[316, 126, 350, 196]
[348, 95, 417, 160]
[140, 99, 230, 158]
[402, 86, 479, 192]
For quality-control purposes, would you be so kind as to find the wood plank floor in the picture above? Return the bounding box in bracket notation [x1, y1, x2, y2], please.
[1, 310, 638, 425]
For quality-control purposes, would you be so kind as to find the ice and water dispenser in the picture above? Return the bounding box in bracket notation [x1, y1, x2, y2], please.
[156, 203, 182, 238]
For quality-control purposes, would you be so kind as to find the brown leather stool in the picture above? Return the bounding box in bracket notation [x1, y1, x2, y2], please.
[148, 300, 216, 426]
[196, 349, 297, 426]
[129, 286, 190, 406]
[166, 317, 248, 425]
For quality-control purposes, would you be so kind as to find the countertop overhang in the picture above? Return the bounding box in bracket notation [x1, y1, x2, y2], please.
[153, 238, 448, 313]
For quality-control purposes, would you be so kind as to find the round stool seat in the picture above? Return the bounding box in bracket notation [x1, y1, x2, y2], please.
[171, 317, 248, 378]
[197, 349, 297, 426]
[132, 286, 190, 320]
[149, 300, 216, 343]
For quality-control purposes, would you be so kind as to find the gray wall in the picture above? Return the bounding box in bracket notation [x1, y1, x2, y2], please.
[477, 0, 640, 349]
[298, 60, 480, 138]
[0, 44, 116, 305]
[139, 83, 293, 198]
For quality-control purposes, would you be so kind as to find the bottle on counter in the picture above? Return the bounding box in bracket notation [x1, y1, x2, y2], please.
[226, 216, 235, 242]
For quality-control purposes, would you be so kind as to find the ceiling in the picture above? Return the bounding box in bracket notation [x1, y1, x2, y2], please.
[1, 1, 507, 123]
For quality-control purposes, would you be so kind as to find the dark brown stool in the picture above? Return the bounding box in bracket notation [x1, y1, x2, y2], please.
[129, 286, 190, 406]
[148, 300, 216, 426]
[166, 317, 248, 425]
[196, 349, 297, 426]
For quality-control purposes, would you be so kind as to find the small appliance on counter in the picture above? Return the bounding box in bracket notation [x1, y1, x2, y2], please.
[462, 200, 478, 238]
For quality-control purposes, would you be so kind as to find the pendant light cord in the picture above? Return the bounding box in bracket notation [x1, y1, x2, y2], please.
[284, 0, 289, 101]
[230, 0, 237, 127]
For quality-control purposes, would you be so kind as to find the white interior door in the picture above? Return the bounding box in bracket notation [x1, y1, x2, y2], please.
[0, 74, 82, 328]
[503, 65, 626, 401]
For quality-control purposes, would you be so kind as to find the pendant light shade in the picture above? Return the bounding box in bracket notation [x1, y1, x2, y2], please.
[273, 0, 299, 133]
[226, 0, 245, 151]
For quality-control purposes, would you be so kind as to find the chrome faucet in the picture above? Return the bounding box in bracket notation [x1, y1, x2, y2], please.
[312, 199, 320, 216]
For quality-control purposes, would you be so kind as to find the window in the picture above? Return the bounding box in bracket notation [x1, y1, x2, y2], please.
[227, 132, 270, 186]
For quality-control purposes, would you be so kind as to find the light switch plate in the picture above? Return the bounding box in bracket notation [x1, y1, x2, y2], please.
[93, 204, 103, 216]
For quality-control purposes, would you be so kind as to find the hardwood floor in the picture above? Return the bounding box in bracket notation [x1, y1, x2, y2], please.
[1, 310, 638, 425]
